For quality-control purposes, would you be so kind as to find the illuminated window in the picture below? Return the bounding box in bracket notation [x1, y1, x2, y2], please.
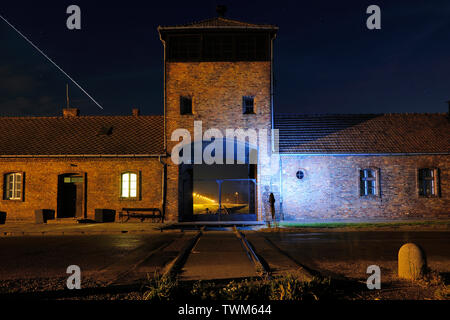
[243, 96, 254, 114]
[121, 172, 137, 198]
[360, 169, 378, 196]
[180, 96, 192, 115]
[418, 168, 439, 197]
[5, 172, 23, 200]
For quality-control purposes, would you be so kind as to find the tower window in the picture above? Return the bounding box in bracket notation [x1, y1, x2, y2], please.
[243, 96, 255, 114]
[167, 35, 201, 61]
[180, 96, 192, 115]
[236, 35, 268, 61]
[203, 35, 233, 61]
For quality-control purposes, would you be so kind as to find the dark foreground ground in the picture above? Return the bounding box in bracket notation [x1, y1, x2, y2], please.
[254, 231, 449, 300]
[0, 229, 448, 300]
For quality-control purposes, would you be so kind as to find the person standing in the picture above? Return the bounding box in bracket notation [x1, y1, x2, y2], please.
[269, 192, 276, 227]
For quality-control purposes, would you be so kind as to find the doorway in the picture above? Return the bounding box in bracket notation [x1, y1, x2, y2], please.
[57, 173, 84, 218]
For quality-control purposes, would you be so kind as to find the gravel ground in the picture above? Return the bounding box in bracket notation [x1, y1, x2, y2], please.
[0, 275, 147, 300]
[0, 276, 103, 295]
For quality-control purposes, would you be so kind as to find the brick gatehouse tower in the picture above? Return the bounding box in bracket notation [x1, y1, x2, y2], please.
[158, 12, 279, 222]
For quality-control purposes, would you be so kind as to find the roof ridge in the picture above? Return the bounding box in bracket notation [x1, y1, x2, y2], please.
[158, 16, 278, 30]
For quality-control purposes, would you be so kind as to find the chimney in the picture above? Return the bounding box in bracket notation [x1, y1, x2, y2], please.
[63, 108, 79, 117]
[132, 108, 140, 116]
[216, 5, 227, 17]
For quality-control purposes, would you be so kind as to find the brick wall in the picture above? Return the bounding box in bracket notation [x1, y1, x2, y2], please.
[0, 157, 164, 221]
[279, 155, 450, 220]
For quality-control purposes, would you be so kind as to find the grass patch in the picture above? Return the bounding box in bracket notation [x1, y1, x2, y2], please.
[434, 285, 450, 300]
[142, 274, 335, 301]
[278, 220, 450, 229]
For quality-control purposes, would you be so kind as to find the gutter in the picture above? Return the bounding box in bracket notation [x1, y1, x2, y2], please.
[279, 156, 283, 204]
[270, 32, 276, 152]
[0, 154, 167, 158]
[159, 156, 167, 222]
[278, 152, 450, 156]
[159, 30, 167, 154]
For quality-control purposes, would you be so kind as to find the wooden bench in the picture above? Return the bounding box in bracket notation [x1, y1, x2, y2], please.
[119, 208, 164, 223]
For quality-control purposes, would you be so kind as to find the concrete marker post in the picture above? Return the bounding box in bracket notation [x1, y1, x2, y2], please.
[398, 243, 427, 280]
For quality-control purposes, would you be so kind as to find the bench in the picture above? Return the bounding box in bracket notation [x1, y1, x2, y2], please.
[119, 208, 164, 223]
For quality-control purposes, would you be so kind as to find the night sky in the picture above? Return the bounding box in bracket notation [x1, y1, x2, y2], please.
[1, 0, 449, 116]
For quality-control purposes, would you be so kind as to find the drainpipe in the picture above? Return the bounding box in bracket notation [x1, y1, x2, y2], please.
[279, 155, 284, 220]
[159, 156, 167, 222]
[158, 31, 167, 153]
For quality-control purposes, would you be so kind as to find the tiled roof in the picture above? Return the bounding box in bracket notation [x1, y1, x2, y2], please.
[0, 115, 165, 156]
[158, 17, 278, 31]
[274, 113, 450, 154]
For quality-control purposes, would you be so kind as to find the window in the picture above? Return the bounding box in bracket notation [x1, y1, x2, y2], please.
[418, 168, 439, 197]
[203, 35, 233, 61]
[121, 172, 137, 198]
[243, 96, 255, 114]
[236, 35, 269, 61]
[296, 170, 305, 180]
[167, 35, 201, 61]
[63, 176, 83, 183]
[180, 96, 192, 115]
[165, 33, 270, 62]
[5, 172, 23, 200]
[360, 169, 378, 196]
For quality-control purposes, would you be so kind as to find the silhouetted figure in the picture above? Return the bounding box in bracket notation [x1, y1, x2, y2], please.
[269, 192, 276, 227]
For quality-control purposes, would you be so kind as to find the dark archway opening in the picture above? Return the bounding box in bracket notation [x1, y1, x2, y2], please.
[178, 139, 257, 222]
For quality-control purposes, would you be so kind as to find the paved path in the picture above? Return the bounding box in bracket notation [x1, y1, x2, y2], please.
[180, 231, 257, 280]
